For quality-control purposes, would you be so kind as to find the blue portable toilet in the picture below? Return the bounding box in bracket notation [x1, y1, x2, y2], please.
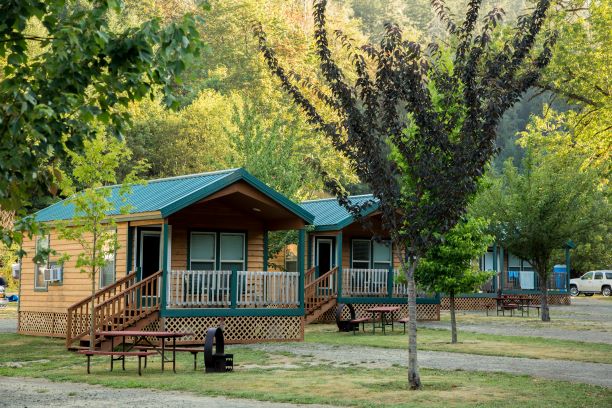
[553, 265, 566, 290]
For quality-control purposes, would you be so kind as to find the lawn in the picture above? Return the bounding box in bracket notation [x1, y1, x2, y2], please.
[305, 324, 612, 364]
[0, 334, 610, 408]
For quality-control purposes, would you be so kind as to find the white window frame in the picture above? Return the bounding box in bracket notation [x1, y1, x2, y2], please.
[189, 232, 216, 270]
[99, 230, 117, 289]
[34, 235, 50, 290]
[219, 232, 246, 271]
[139, 230, 162, 273]
[351, 239, 371, 269]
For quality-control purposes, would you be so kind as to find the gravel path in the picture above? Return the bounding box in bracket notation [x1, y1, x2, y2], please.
[419, 321, 612, 344]
[2, 376, 338, 408]
[0, 318, 17, 333]
[245, 343, 612, 388]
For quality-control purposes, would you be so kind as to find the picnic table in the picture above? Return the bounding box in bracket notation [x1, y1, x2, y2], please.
[96, 330, 193, 373]
[365, 306, 400, 334]
[494, 295, 535, 317]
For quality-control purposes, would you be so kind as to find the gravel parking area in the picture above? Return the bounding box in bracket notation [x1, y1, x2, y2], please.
[246, 343, 612, 388]
[0, 318, 17, 333]
[2, 376, 338, 408]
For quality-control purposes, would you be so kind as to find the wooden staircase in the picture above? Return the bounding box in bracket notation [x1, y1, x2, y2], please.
[304, 267, 338, 324]
[66, 270, 162, 350]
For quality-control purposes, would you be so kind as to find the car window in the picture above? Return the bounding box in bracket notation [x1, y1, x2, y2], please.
[606, 273, 612, 280]
[594, 272, 603, 280]
[581, 272, 593, 280]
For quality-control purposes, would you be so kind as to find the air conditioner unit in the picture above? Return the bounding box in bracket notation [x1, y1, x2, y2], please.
[43, 266, 62, 282]
[12, 263, 21, 280]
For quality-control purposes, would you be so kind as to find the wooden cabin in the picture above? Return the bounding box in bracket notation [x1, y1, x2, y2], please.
[452, 245, 572, 310]
[299, 195, 441, 323]
[17, 168, 313, 346]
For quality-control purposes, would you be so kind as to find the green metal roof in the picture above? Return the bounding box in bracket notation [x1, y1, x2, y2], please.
[300, 194, 379, 231]
[35, 168, 314, 224]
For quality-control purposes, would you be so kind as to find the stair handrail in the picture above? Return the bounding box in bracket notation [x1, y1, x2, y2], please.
[92, 271, 162, 340]
[66, 270, 138, 348]
[304, 266, 317, 286]
[305, 267, 338, 314]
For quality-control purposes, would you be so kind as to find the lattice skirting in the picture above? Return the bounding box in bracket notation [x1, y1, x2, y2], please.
[142, 315, 304, 344]
[315, 303, 440, 323]
[18, 311, 67, 337]
[441, 294, 571, 310]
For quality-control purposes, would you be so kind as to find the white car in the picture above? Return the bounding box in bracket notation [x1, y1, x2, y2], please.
[570, 270, 612, 297]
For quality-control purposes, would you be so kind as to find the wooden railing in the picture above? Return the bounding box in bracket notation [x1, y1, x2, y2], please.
[92, 270, 162, 337]
[237, 271, 299, 307]
[168, 270, 232, 307]
[304, 266, 317, 286]
[66, 270, 138, 348]
[167, 270, 300, 308]
[304, 267, 337, 313]
[344, 268, 388, 296]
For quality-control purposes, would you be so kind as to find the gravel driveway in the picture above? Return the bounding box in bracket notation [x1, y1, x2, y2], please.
[0, 318, 17, 333]
[2, 376, 338, 408]
[422, 297, 612, 344]
[245, 343, 612, 388]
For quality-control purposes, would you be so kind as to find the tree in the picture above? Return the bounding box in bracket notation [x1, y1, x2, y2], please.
[472, 149, 609, 321]
[416, 217, 494, 343]
[0, 0, 204, 218]
[56, 134, 146, 349]
[255, 0, 555, 388]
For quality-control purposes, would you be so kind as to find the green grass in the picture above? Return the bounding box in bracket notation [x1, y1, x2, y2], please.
[305, 324, 612, 364]
[0, 334, 610, 408]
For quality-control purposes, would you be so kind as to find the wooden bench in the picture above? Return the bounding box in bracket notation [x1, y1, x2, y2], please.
[349, 317, 371, 334]
[523, 304, 541, 317]
[78, 350, 156, 376]
[499, 303, 519, 316]
[396, 317, 410, 334]
[136, 346, 203, 370]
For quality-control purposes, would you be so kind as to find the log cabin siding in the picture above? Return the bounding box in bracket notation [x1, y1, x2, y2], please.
[18, 221, 130, 314]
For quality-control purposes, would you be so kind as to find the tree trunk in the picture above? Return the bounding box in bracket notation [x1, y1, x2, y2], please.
[89, 271, 96, 350]
[450, 291, 457, 344]
[405, 258, 421, 390]
[540, 273, 550, 322]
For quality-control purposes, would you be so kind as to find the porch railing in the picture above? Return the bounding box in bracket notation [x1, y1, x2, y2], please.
[237, 271, 299, 307]
[342, 268, 434, 298]
[502, 271, 567, 291]
[167, 270, 299, 308]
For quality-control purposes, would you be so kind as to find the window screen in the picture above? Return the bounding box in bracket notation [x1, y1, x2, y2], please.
[285, 248, 297, 272]
[373, 241, 391, 269]
[34, 235, 49, 290]
[190, 232, 216, 270]
[352, 240, 370, 269]
[220, 233, 245, 271]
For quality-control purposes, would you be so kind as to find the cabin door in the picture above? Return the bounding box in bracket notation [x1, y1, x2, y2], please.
[140, 231, 161, 297]
[316, 238, 334, 276]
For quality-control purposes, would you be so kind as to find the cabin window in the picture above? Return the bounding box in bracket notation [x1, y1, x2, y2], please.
[351, 240, 371, 269]
[373, 241, 392, 270]
[100, 233, 116, 288]
[190, 232, 216, 270]
[220, 233, 245, 271]
[285, 247, 298, 272]
[34, 235, 50, 290]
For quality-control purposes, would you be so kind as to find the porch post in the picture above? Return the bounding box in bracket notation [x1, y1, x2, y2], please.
[230, 268, 238, 309]
[298, 229, 305, 309]
[336, 232, 343, 298]
[307, 234, 312, 269]
[387, 265, 394, 298]
[492, 245, 497, 292]
[565, 247, 571, 292]
[160, 221, 169, 329]
[263, 230, 269, 272]
[499, 245, 504, 293]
